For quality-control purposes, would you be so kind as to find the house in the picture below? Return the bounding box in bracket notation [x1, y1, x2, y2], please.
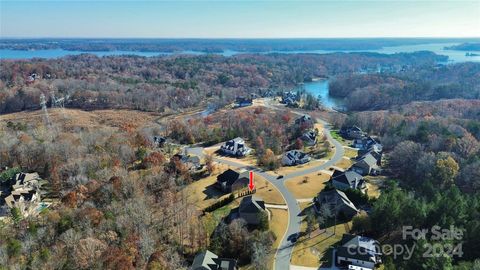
[301, 129, 317, 146]
[282, 91, 300, 106]
[4, 189, 40, 217]
[10, 172, 41, 190]
[153, 136, 166, 147]
[358, 149, 382, 166]
[235, 97, 253, 108]
[216, 169, 249, 193]
[353, 136, 381, 152]
[190, 250, 237, 270]
[313, 189, 359, 219]
[282, 150, 310, 166]
[340, 126, 366, 140]
[336, 234, 382, 270]
[0, 172, 43, 218]
[352, 153, 381, 176]
[295, 114, 314, 127]
[172, 154, 203, 171]
[331, 170, 366, 192]
[26, 73, 37, 83]
[219, 138, 251, 157]
[238, 196, 267, 226]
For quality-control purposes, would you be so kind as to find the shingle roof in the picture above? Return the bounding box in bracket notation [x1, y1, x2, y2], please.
[191, 250, 218, 270]
[217, 169, 240, 184]
[337, 234, 380, 263]
[332, 171, 364, 189]
[239, 196, 265, 214]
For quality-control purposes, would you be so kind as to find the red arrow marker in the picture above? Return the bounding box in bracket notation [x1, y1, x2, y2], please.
[248, 171, 255, 191]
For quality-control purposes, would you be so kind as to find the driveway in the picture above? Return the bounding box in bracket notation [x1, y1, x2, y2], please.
[186, 102, 345, 270]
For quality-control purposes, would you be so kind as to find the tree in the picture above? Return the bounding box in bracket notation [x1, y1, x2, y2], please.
[10, 207, 22, 223]
[257, 212, 269, 231]
[317, 204, 332, 233]
[434, 155, 459, 188]
[294, 138, 304, 150]
[205, 153, 215, 175]
[352, 212, 372, 234]
[305, 209, 316, 237]
[389, 141, 423, 181]
[260, 148, 279, 170]
[458, 161, 480, 192]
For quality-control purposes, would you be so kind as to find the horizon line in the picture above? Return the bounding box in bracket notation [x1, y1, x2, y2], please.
[1, 36, 480, 40]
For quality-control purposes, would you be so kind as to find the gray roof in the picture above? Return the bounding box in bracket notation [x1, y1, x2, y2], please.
[332, 171, 364, 189]
[191, 250, 218, 270]
[316, 189, 358, 213]
[239, 196, 266, 214]
[337, 234, 381, 263]
[191, 250, 237, 270]
[357, 153, 379, 168]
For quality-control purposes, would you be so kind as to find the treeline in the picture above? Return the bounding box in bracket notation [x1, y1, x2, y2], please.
[2, 38, 478, 52]
[445, 42, 480, 51]
[329, 62, 480, 111]
[0, 52, 445, 114]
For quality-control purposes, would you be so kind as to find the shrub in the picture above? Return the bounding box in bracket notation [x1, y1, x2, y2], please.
[204, 194, 235, 213]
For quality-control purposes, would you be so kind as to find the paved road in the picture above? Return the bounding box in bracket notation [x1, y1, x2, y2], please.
[187, 102, 345, 270]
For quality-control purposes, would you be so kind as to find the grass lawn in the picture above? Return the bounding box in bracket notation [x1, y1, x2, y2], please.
[254, 175, 286, 205]
[269, 208, 289, 248]
[184, 162, 284, 210]
[330, 130, 352, 147]
[183, 163, 233, 210]
[343, 147, 358, 158]
[291, 219, 352, 267]
[285, 172, 330, 199]
[269, 159, 327, 176]
[334, 157, 354, 170]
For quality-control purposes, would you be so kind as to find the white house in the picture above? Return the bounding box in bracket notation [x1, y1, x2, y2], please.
[336, 234, 382, 270]
[220, 137, 251, 157]
[282, 150, 310, 166]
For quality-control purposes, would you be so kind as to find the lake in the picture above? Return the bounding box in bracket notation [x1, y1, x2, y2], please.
[1, 42, 479, 63]
[293, 79, 344, 110]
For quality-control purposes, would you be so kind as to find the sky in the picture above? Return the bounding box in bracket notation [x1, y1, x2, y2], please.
[1, 0, 479, 38]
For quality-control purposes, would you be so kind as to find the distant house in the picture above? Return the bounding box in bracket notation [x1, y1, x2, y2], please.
[235, 97, 253, 108]
[301, 129, 318, 146]
[295, 114, 314, 127]
[336, 234, 382, 270]
[216, 169, 249, 193]
[26, 73, 37, 83]
[220, 138, 251, 157]
[173, 154, 203, 171]
[340, 126, 366, 140]
[352, 153, 381, 176]
[331, 170, 366, 192]
[313, 189, 359, 219]
[282, 91, 300, 106]
[153, 136, 166, 148]
[282, 150, 310, 166]
[238, 196, 267, 226]
[190, 250, 237, 270]
[1, 172, 43, 218]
